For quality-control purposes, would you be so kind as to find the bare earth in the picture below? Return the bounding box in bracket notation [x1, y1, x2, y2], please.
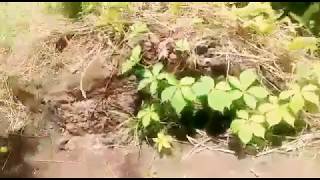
[6, 134, 320, 178]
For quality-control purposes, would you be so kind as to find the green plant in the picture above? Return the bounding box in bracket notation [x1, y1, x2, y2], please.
[137, 104, 160, 128]
[279, 84, 319, 114]
[153, 131, 174, 153]
[161, 75, 196, 114]
[228, 69, 269, 109]
[232, 2, 282, 34]
[288, 36, 319, 52]
[121, 45, 142, 74]
[99, 2, 131, 33]
[138, 63, 167, 95]
[230, 110, 266, 144]
[128, 22, 149, 39]
[258, 95, 295, 127]
[192, 76, 235, 112]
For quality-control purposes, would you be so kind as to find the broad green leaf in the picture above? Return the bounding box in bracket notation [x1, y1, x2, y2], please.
[180, 77, 195, 86]
[229, 90, 243, 100]
[138, 79, 152, 91]
[181, 87, 196, 101]
[215, 81, 231, 91]
[157, 72, 168, 80]
[289, 94, 305, 114]
[302, 84, 318, 92]
[150, 81, 158, 95]
[280, 106, 295, 127]
[251, 123, 265, 139]
[137, 110, 147, 119]
[239, 69, 257, 90]
[143, 69, 153, 78]
[121, 60, 135, 74]
[247, 86, 269, 99]
[243, 94, 257, 109]
[230, 119, 246, 133]
[142, 114, 151, 127]
[250, 115, 265, 123]
[161, 86, 177, 102]
[152, 63, 164, 76]
[266, 109, 281, 127]
[237, 110, 249, 120]
[258, 103, 274, 113]
[302, 91, 319, 106]
[166, 74, 178, 85]
[130, 45, 142, 62]
[228, 76, 242, 90]
[279, 90, 295, 100]
[151, 112, 160, 122]
[192, 76, 214, 96]
[288, 37, 318, 51]
[171, 90, 187, 114]
[175, 38, 190, 52]
[269, 95, 279, 104]
[208, 90, 232, 112]
[238, 124, 253, 144]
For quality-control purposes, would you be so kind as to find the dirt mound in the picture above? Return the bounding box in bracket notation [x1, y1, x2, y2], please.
[53, 75, 140, 135]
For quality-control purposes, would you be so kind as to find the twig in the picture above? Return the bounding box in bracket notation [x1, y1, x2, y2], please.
[2, 151, 11, 171]
[30, 159, 80, 164]
[249, 168, 260, 178]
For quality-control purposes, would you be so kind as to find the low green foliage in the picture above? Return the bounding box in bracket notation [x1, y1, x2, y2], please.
[121, 45, 142, 74]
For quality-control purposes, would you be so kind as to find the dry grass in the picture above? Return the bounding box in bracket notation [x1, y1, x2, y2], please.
[0, 2, 320, 155]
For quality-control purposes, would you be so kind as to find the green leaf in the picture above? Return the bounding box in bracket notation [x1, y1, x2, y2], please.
[302, 91, 319, 107]
[279, 90, 295, 100]
[238, 124, 253, 144]
[239, 69, 257, 90]
[288, 37, 318, 51]
[251, 123, 265, 139]
[247, 86, 269, 99]
[129, 22, 149, 38]
[243, 94, 257, 109]
[266, 109, 281, 127]
[280, 106, 295, 127]
[161, 86, 177, 102]
[137, 110, 147, 119]
[121, 45, 142, 74]
[166, 74, 178, 85]
[302, 84, 318, 92]
[229, 90, 243, 100]
[258, 103, 274, 113]
[181, 87, 196, 101]
[150, 81, 158, 95]
[175, 38, 190, 52]
[130, 45, 142, 62]
[151, 112, 160, 122]
[230, 119, 246, 133]
[250, 115, 265, 123]
[180, 77, 195, 86]
[143, 69, 153, 78]
[208, 90, 232, 112]
[192, 76, 214, 96]
[152, 63, 164, 76]
[215, 81, 231, 91]
[228, 76, 242, 90]
[138, 79, 152, 90]
[157, 72, 168, 80]
[171, 90, 187, 114]
[237, 110, 249, 120]
[142, 114, 151, 127]
[289, 94, 305, 114]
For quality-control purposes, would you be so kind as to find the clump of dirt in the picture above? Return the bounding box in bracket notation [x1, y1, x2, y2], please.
[53, 75, 140, 136]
